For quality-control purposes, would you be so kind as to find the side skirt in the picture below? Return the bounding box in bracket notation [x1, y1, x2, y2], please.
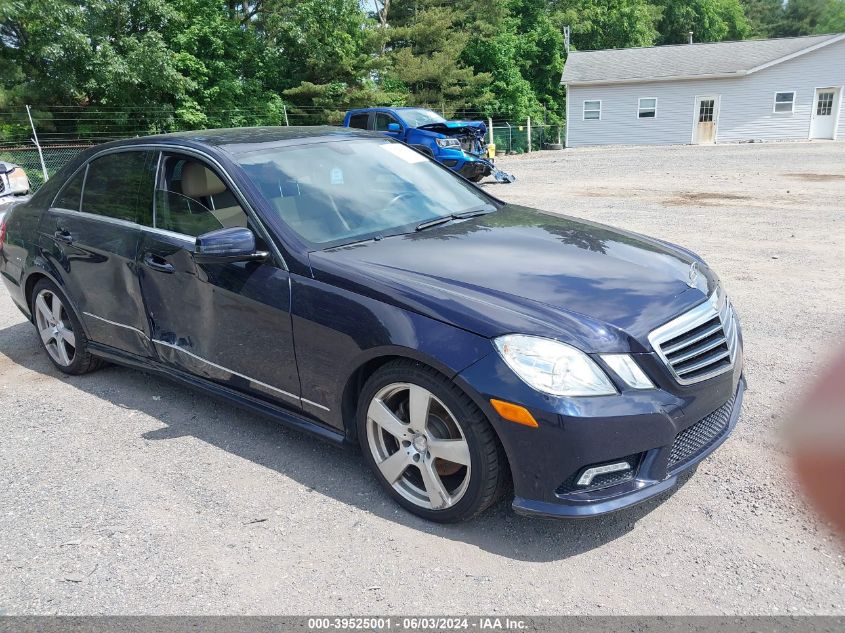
[88, 342, 348, 447]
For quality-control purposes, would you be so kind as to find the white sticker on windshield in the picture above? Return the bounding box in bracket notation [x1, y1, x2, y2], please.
[381, 143, 427, 164]
[331, 167, 344, 184]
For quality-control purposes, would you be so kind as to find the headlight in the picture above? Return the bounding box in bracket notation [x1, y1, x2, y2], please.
[600, 354, 654, 389]
[494, 335, 616, 397]
[435, 137, 461, 149]
[7, 168, 30, 195]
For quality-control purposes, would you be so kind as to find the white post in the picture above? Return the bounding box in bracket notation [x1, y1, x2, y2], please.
[26, 105, 49, 183]
[526, 116, 532, 153]
[283, 104, 290, 126]
[488, 117, 493, 144]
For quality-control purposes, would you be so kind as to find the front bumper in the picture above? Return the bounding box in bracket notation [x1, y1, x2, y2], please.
[513, 375, 745, 518]
[456, 343, 745, 518]
[455, 159, 491, 180]
[437, 149, 492, 179]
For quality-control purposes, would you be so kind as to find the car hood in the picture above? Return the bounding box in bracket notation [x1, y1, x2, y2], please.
[308, 205, 716, 352]
[417, 120, 487, 137]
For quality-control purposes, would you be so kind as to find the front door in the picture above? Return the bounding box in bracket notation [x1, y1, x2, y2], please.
[373, 111, 404, 140]
[810, 87, 841, 139]
[136, 151, 301, 408]
[693, 96, 718, 144]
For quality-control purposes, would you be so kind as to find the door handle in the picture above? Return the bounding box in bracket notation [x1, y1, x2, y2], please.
[143, 253, 175, 274]
[54, 229, 73, 244]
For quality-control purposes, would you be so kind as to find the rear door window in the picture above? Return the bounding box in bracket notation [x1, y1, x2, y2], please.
[81, 151, 155, 223]
[53, 168, 86, 212]
[348, 113, 369, 129]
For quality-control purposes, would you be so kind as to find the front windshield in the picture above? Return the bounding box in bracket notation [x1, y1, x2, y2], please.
[237, 139, 494, 248]
[399, 109, 447, 127]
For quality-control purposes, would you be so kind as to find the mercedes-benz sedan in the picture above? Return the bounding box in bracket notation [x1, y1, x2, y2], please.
[0, 127, 744, 522]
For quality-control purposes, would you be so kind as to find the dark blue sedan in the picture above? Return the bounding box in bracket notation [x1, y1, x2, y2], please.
[0, 127, 744, 522]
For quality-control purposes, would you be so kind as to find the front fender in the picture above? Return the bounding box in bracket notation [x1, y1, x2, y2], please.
[289, 274, 491, 431]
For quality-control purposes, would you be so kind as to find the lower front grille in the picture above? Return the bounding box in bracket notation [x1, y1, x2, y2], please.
[667, 392, 737, 470]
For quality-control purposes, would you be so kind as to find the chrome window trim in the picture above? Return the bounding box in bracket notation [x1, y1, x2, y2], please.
[648, 287, 739, 385]
[48, 207, 194, 244]
[49, 143, 288, 270]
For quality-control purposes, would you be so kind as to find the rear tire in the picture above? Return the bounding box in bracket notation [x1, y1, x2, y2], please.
[30, 279, 103, 375]
[469, 174, 485, 183]
[357, 359, 507, 522]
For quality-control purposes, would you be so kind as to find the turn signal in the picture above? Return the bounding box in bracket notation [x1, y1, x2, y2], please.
[490, 399, 539, 428]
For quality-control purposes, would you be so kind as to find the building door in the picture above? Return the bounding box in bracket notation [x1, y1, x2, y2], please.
[810, 87, 841, 139]
[693, 96, 719, 144]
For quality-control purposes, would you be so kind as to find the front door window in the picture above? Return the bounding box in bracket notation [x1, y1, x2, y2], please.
[154, 153, 248, 236]
[374, 113, 401, 132]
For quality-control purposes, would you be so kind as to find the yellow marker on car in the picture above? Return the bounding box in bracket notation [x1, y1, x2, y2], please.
[490, 399, 539, 428]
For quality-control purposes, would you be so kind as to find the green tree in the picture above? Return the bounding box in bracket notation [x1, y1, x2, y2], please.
[817, 0, 845, 31]
[653, 0, 750, 44]
[379, 0, 494, 114]
[551, 0, 660, 51]
[775, 0, 845, 35]
[740, 0, 786, 37]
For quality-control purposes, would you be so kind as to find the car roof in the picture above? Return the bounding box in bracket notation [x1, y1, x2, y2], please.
[100, 126, 382, 155]
[349, 106, 438, 113]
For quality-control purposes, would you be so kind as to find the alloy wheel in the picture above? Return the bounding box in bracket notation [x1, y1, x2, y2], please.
[366, 382, 471, 510]
[34, 289, 76, 367]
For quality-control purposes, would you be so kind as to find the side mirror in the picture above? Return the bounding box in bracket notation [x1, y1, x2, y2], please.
[387, 122, 401, 132]
[193, 227, 269, 264]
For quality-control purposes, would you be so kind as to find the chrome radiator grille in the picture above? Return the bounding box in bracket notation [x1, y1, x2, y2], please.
[649, 288, 739, 385]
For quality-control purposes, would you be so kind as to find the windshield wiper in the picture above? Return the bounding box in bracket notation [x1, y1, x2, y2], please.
[415, 216, 454, 231]
[453, 205, 496, 219]
[415, 205, 496, 232]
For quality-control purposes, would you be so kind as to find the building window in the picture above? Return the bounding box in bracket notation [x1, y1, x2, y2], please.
[583, 100, 601, 120]
[773, 91, 796, 113]
[638, 98, 657, 118]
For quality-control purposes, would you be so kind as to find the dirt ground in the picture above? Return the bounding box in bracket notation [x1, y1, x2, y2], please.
[1, 141, 843, 615]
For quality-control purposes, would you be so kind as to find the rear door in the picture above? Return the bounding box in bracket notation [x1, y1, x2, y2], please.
[39, 150, 156, 357]
[135, 150, 301, 408]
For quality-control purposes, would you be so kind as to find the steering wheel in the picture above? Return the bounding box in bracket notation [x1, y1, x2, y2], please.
[382, 191, 416, 213]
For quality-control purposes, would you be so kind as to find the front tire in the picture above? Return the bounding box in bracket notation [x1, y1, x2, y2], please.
[357, 360, 507, 522]
[31, 279, 102, 375]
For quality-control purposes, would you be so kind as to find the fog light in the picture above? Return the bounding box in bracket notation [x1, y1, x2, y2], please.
[576, 461, 632, 486]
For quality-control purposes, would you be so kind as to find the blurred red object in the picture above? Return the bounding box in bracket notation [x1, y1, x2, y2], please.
[788, 343, 845, 537]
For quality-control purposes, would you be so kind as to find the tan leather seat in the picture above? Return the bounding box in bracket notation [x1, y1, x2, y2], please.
[181, 162, 247, 228]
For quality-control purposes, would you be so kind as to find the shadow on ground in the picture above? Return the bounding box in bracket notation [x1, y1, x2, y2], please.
[0, 320, 692, 563]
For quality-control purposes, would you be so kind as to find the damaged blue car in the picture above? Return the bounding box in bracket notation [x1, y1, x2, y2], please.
[342, 107, 514, 183]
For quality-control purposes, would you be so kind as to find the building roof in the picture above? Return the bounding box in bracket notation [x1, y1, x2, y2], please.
[561, 33, 845, 86]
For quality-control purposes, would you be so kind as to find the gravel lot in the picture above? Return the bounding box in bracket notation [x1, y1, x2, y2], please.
[1, 141, 844, 615]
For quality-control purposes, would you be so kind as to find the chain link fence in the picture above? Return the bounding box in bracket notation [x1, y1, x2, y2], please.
[0, 144, 94, 190]
[1, 106, 567, 191]
[490, 123, 564, 155]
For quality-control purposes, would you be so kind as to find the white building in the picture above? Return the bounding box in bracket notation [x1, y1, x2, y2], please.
[561, 34, 845, 147]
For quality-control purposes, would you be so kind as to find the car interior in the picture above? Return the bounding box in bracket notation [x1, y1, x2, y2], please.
[155, 155, 248, 236]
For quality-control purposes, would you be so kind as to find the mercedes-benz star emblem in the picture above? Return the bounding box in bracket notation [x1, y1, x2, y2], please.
[687, 261, 699, 288]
